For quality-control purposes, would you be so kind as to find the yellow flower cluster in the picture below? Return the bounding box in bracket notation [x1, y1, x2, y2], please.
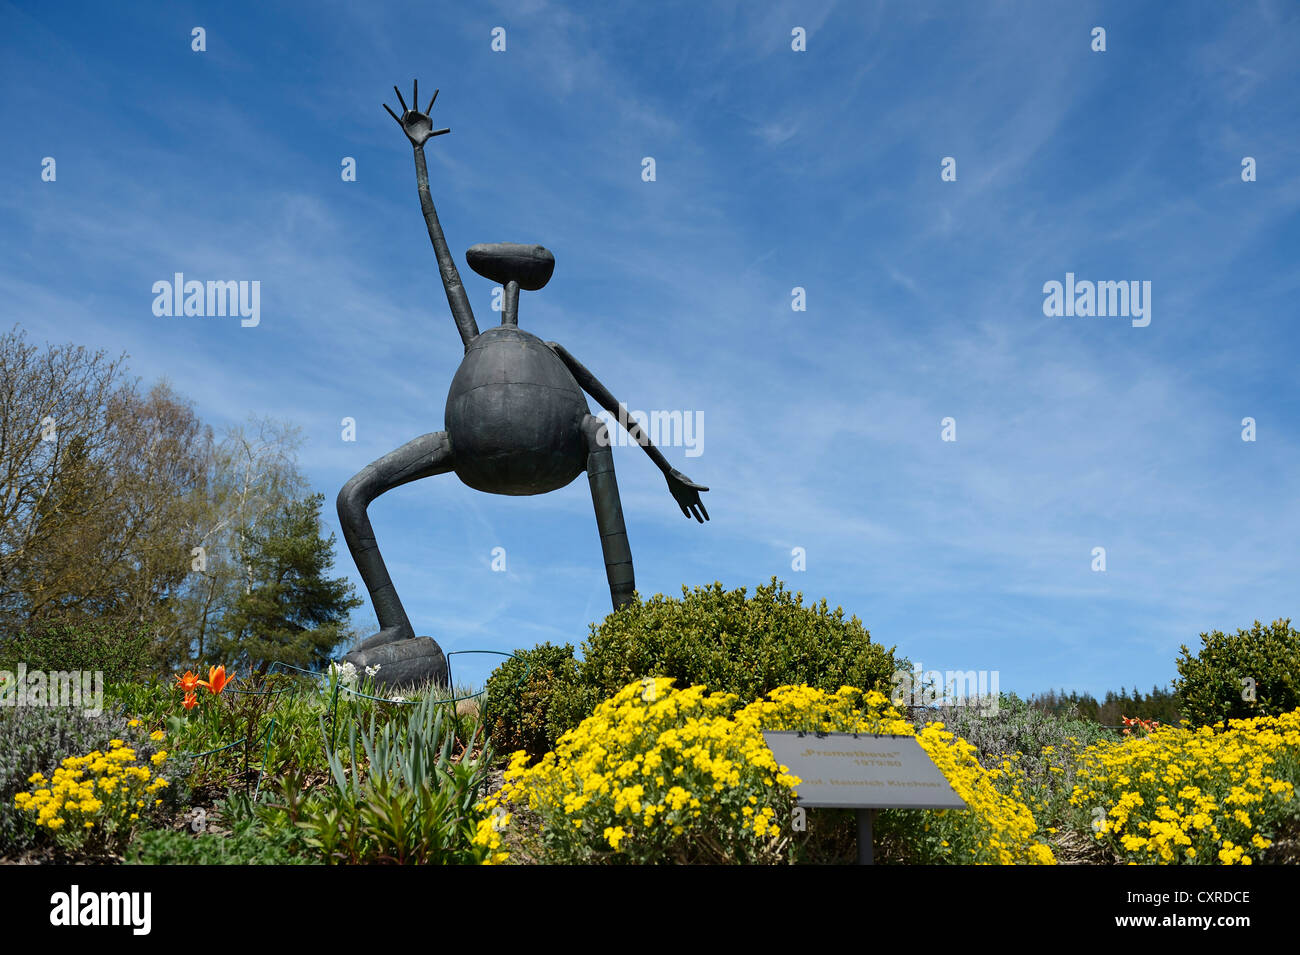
[471, 811, 512, 865]
[14, 738, 169, 844]
[1070, 709, 1300, 864]
[481, 680, 1054, 865]
[480, 679, 794, 864]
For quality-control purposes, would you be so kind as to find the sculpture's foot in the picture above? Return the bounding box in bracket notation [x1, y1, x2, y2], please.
[356, 626, 413, 652]
[344, 636, 448, 691]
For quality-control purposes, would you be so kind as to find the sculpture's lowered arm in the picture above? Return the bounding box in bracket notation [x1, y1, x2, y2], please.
[547, 341, 710, 523]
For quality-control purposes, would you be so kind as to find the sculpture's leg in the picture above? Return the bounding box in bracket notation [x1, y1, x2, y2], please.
[337, 431, 454, 656]
[581, 413, 635, 609]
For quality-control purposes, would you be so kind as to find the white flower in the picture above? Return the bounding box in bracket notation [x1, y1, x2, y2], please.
[365, 664, 382, 678]
[328, 660, 358, 687]
[389, 696, 405, 703]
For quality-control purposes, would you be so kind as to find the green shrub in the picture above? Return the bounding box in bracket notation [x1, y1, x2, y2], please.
[581, 579, 899, 702]
[0, 621, 154, 684]
[482, 643, 592, 761]
[486, 580, 902, 760]
[1175, 619, 1300, 727]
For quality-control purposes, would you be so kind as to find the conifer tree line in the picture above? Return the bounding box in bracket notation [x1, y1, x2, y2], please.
[1029, 684, 1183, 725]
[0, 325, 359, 673]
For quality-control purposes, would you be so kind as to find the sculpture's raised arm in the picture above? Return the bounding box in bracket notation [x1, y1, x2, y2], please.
[384, 81, 479, 350]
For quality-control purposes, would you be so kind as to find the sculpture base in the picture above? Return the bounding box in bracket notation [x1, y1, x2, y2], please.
[343, 636, 448, 691]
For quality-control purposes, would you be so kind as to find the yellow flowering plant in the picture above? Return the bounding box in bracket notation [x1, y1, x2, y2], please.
[479, 679, 1055, 864]
[14, 738, 171, 855]
[1069, 708, 1300, 864]
[480, 679, 792, 864]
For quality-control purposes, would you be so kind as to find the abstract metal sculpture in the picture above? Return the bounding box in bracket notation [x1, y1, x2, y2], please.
[338, 81, 710, 688]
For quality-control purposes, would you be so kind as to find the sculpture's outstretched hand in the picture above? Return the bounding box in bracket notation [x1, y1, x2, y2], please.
[383, 79, 450, 148]
[666, 468, 709, 523]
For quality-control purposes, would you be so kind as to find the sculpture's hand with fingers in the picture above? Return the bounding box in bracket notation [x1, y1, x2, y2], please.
[383, 79, 450, 148]
[666, 468, 710, 523]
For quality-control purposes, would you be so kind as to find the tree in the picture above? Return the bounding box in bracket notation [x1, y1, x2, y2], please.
[24, 381, 213, 644]
[98, 380, 213, 640]
[17, 433, 109, 622]
[0, 328, 213, 650]
[164, 417, 305, 665]
[217, 492, 361, 673]
[0, 326, 127, 631]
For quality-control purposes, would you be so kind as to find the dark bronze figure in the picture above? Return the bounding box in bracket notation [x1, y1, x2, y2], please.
[339, 81, 710, 688]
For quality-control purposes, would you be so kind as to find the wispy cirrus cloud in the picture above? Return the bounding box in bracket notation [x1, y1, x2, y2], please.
[1, 0, 1296, 695]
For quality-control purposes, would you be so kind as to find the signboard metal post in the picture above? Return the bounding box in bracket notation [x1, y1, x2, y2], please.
[857, 809, 877, 865]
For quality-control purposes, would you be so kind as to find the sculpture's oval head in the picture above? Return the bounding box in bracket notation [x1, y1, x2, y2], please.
[466, 243, 554, 291]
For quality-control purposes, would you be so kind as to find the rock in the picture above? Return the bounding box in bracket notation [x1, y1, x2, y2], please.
[343, 636, 448, 691]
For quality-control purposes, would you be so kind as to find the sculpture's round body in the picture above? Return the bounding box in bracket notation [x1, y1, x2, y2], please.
[445, 326, 590, 495]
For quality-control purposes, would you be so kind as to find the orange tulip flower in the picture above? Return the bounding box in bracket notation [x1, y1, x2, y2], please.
[182, 691, 198, 710]
[175, 670, 201, 693]
[198, 664, 233, 695]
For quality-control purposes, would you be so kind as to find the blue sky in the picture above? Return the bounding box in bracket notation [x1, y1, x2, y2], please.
[2, 0, 1297, 695]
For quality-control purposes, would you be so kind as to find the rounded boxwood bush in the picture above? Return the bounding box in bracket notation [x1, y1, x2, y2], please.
[1175, 618, 1300, 727]
[486, 579, 901, 761]
[582, 579, 899, 703]
[482, 643, 592, 762]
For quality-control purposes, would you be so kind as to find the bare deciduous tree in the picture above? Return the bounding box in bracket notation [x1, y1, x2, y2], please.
[169, 417, 305, 663]
[1, 328, 214, 655]
[0, 326, 128, 632]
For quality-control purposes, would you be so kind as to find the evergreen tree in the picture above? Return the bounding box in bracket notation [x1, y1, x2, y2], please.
[218, 493, 361, 673]
[1074, 692, 1099, 722]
